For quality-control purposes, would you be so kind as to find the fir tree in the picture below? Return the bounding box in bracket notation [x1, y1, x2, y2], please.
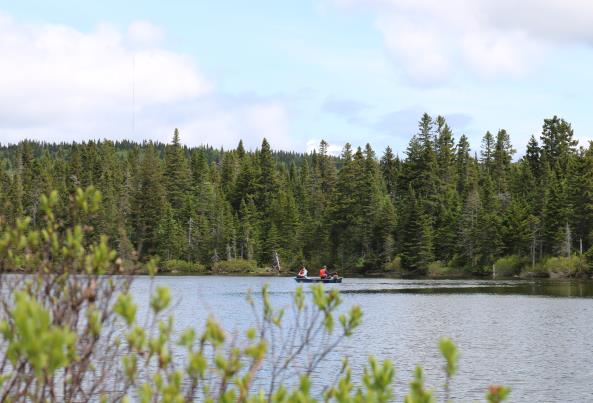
[540, 116, 577, 174]
[435, 116, 456, 188]
[480, 131, 495, 174]
[401, 185, 434, 274]
[493, 129, 515, 194]
[380, 146, 398, 200]
[164, 129, 191, 215]
[190, 148, 209, 188]
[456, 135, 471, 198]
[131, 143, 166, 258]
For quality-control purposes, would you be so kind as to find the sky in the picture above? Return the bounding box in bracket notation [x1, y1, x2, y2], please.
[0, 0, 592, 156]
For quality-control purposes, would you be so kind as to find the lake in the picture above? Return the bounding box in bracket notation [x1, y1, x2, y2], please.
[131, 276, 593, 402]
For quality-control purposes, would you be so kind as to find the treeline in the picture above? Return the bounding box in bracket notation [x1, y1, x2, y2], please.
[1, 113, 592, 275]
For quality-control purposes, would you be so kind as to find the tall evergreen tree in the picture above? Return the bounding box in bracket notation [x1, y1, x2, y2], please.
[380, 146, 398, 200]
[541, 174, 570, 255]
[435, 116, 456, 188]
[131, 143, 166, 258]
[164, 129, 191, 215]
[480, 131, 495, 174]
[456, 135, 471, 198]
[493, 129, 515, 194]
[540, 116, 577, 174]
[400, 185, 434, 274]
[524, 135, 542, 179]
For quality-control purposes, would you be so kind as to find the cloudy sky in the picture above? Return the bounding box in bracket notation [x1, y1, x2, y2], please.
[1, 0, 592, 155]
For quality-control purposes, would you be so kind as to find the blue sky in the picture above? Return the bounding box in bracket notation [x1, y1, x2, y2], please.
[1, 0, 592, 156]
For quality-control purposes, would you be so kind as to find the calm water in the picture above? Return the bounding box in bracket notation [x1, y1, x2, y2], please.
[130, 277, 593, 402]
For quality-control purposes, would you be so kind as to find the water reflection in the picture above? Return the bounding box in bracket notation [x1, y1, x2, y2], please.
[338, 280, 593, 298]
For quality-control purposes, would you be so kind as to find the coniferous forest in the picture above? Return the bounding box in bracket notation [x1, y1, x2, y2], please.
[1, 113, 592, 276]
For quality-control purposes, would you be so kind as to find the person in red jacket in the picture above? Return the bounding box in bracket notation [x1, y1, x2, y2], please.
[319, 265, 328, 279]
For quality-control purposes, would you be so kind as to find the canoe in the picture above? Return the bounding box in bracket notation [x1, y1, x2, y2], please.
[294, 277, 342, 283]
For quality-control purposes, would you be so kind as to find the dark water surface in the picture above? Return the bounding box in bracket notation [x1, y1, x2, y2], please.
[130, 277, 593, 402]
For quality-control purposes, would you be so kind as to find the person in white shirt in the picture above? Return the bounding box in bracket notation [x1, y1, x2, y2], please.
[297, 265, 308, 278]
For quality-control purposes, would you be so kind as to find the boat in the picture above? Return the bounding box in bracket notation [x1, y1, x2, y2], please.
[294, 277, 342, 283]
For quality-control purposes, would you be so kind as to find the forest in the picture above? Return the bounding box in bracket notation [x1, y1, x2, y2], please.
[0, 113, 591, 276]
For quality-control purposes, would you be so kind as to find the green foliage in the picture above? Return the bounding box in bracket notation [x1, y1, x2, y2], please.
[486, 385, 511, 403]
[0, 187, 136, 400]
[493, 255, 524, 277]
[160, 259, 207, 273]
[114, 292, 137, 326]
[542, 255, 585, 277]
[404, 367, 434, 403]
[401, 186, 434, 274]
[1, 292, 77, 377]
[385, 255, 402, 272]
[439, 337, 458, 378]
[427, 261, 448, 277]
[439, 337, 458, 401]
[211, 258, 259, 273]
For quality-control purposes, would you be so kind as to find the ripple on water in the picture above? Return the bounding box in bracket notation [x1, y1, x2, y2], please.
[129, 276, 593, 401]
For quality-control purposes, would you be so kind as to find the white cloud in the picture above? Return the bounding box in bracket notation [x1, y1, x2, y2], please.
[481, 0, 593, 44]
[375, 15, 451, 84]
[0, 12, 292, 150]
[163, 97, 294, 150]
[331, 0, 593, 83]
[127, 21, 164, 48]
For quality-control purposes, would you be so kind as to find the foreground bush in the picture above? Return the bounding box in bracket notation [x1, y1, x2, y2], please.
[0, 188, 510, 402]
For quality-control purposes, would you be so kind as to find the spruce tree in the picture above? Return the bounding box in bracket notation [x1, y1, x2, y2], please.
[157, 203, 186, 260]
[435, 116, 456, 188]
[456, 135, 471, 198]
[541, 174, 570, 255]
[236, 139, 246, 159]
[238, 197, 259, 261]
[457, 187, 481, 269]
[566, 148, 593, 252]
[380, 146, 398, 200]
[164, 129, 191, 215]
[480, 131, 495, 174]
[401, 185, 434, 274]
[493, 129, 515, 194]
[433, 189, 460, 263]
[524, 135, 542, 179]
[190, 148, 209, 189]
[540, 116, 577, 175]
[131, 143, 166, 258]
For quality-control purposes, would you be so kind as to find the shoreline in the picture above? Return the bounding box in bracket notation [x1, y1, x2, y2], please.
[3, 268, 590, 280]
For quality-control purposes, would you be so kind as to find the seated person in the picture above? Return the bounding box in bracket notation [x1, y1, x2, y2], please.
[319, 265, 328, 279]
[297, 266, 308, 278]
